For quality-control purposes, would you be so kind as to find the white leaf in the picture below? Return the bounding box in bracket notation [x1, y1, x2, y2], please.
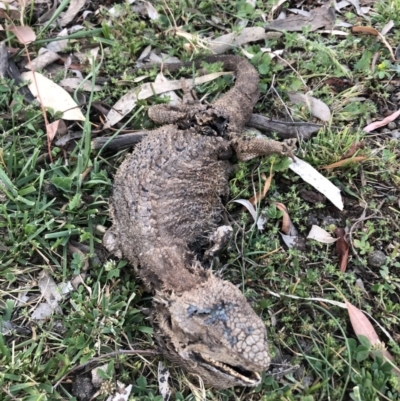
[154, 72, 181, 106]
[46, 28, 69, 52]
[106, 382, 133, 401]
[21, 71, 85, 121]
[28, 49, 60, 70]
[288, 92, 331, 122]
[233, 199, 266, 230]
[38, 270, 62, 309]
[158, 362, 171, 401]
[106, 71, 231, 127]
[289, 157, 343, 210]
[143, 1, 159, 20]
[307, 225, 338, 244]
[31, 303, 54, 320]
[280, 233, 299, 248]
[59, 77, 103, 92]
[208, 27, 268, 54]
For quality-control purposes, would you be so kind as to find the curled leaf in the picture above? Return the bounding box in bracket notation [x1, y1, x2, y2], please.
[276, 203, 298, 236]
[233, 199, 266, 230]
[334, 227, 349, 272]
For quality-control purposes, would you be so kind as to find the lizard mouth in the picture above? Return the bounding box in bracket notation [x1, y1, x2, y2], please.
[194, 352, 261, 386]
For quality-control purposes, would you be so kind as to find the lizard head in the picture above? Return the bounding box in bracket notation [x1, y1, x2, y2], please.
[154, 273, 270, 389]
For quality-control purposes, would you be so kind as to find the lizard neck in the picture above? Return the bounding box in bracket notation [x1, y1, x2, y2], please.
[139, 245, 208, 293]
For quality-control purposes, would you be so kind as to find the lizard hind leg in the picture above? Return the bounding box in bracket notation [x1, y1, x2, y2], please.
[232, 135, 297, 161]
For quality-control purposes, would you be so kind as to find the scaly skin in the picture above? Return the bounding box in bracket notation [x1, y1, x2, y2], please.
[104, 56, 295, 388]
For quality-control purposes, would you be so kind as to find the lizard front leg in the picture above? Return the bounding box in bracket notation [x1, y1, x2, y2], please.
[231, 135, 297, 161]
[148, 78, 205, 126]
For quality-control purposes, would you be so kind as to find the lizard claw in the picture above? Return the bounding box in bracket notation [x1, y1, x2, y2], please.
[282, 138, 297, 161]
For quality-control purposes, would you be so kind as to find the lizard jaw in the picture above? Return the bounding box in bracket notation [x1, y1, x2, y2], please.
[194, 352, 261, 386]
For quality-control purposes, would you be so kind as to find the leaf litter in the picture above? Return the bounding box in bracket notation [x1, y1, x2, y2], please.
[2, 0, 400, 399]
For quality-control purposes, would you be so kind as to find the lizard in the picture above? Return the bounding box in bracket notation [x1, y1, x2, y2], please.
[103, 55, 296, 389]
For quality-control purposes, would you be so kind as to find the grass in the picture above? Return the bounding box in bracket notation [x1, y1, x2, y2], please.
[1, 0, 400, 400]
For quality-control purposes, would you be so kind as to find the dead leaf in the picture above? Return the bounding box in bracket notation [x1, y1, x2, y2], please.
[248, 171, 273, 205]
[233, 199, 266, 230]
[381, 20, 394, 36]
[28, 48, 60, 70]
[46, 28, 69, 52]
[21, 71, 85, 121]
[132, 1, 159, 20]
[352, 26, 396, 60]
[158, 362, 171, 401]
[321, 156, 367, 169]
[46, 120, 60, 143]
[8, 25, 36, 45]
[0, 2, 20, 19]
[59, 0, 86, 26]
[351, 26, 378, 35]
[265, 6, 335, 32]
[341, 142, 365, 159]
[289, 157, 343, 210]
[154, 72, 181, 106]
[280, 233, 306, 250]
[59, 77, 103, 92]
[346, 300, 400, 378]
[37, 0, 58, 24]
[288, 92, 331, 122]
[208, 27, 269, 54]
[363, 108, 400, 132]
[307, 225, 338, 244]
[276, 203, 298, 236]
[38, 270, 62, 309]
[106, 71, 231, 127]
[269, 0, 287, 18]
[107, 382, 133, 401]
[334, 227, 349, 272]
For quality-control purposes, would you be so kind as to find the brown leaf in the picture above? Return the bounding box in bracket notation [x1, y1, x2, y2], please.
[46, 120, 60, 143]
[276, 203, 297, 236]
[248, 171, 273, 206]
[321, 156, 367, 169]
[351, 26, 379, 35]
[8, 25, 36, 45]
[346, 301, 400, 378]
[352, 26, 396, 61]
[341, 142, 365, 159]
[334, 227, 349, 272]
[322, 77, 351, 93]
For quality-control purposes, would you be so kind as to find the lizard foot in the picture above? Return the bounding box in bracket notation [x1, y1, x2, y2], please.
[204, 225, 233, 260]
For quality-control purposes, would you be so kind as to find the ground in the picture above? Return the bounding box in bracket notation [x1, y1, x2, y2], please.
[0, 0, 400, 400]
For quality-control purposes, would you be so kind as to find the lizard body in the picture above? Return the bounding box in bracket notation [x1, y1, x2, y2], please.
[104, 55, 295, 388]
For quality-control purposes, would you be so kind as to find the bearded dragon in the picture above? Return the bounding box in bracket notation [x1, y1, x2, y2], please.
[103, 55, 295, 388]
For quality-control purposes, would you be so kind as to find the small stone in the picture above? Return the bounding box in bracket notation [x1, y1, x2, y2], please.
[367, 250, 386, 268]
[391, 130, 400, 139]
[387, 122, 397, 130]
[385, 84, 396, 93]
